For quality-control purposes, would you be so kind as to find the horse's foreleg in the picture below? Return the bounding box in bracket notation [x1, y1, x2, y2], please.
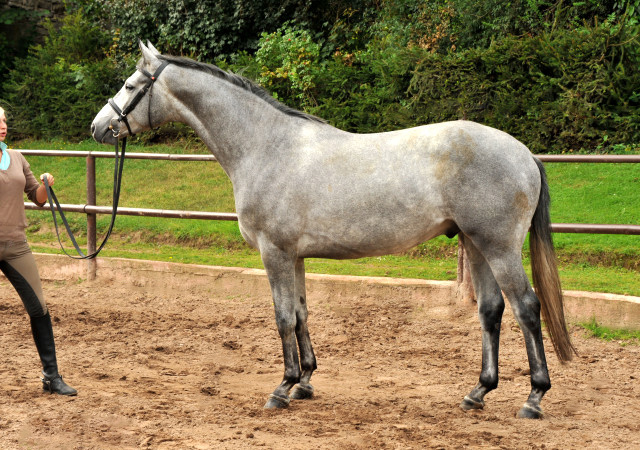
[460, 236, 504, 411]
[290, 258, 317, 400]
[260, 244, 301, 409]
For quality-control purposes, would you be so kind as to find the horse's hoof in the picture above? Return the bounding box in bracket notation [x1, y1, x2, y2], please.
[264, 393, 290, 409]
[290, 383, 314, 400]
[517, 402, 544, 419]
[460, 395, 485, 411]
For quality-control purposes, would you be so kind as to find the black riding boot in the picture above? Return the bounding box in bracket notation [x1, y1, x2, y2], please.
[30, 312, 77, 396]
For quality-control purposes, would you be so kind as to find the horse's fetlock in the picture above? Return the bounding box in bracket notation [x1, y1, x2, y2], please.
[479, 374, 499, 392]
[300, 357, 317, 373]
[531, 374, 551, 393]
[284, 372, 301, 386]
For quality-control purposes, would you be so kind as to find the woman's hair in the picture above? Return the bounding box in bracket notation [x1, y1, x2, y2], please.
[0, 106, 4, 117]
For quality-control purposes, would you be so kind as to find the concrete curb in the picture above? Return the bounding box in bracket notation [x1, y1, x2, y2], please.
[32, 253, 640, 331]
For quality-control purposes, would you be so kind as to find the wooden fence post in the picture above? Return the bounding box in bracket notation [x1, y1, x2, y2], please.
[86, 155, 97, 280]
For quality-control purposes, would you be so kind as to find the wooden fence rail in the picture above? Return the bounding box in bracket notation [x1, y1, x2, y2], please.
[20, 150, 639, 284]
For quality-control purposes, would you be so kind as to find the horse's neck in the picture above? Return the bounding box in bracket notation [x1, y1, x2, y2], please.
[168, 69, 299, 177]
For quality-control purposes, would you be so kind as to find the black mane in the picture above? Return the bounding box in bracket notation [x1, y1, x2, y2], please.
[154, 54, 326, 124]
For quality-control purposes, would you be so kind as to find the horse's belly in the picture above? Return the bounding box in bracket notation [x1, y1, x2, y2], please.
[296, 218, 456, 260]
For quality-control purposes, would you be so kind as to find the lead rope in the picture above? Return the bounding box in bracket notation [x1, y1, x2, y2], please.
[44, 137, 126, 260]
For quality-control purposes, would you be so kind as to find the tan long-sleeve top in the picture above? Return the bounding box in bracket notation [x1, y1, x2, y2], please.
[0, 149, 45, 241]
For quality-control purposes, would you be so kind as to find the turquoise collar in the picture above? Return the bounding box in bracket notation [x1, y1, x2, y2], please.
[0, 142, 10, 170]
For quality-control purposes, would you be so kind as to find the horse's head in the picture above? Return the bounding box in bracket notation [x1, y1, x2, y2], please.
[91, 41, 171, 144]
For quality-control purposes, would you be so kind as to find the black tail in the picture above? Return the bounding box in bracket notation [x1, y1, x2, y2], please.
[530, 158, 576, 362]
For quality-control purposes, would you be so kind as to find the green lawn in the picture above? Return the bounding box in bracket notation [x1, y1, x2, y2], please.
[12, 139, 640, 296]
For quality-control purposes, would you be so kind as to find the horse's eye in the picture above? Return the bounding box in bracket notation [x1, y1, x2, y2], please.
[125, 84, 134, 91]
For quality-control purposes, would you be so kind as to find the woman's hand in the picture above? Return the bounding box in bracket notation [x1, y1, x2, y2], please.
[35, 173, 55, 205]
[40, 173, 55, 187]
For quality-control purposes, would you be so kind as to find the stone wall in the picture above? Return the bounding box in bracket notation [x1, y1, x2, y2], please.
[2, 0, 65, 45]
[6, 0, 65, 16]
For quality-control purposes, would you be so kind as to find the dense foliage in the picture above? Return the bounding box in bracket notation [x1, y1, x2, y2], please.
[0, 7, 46, 76]
[1, 0, 638, 152]
[72, 0, 368, 60]
[2, 11, 119, 140]
[407, 20, 640, 152]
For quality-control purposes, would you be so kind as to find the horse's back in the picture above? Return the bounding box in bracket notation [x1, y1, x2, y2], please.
[302, 119, 541, 221]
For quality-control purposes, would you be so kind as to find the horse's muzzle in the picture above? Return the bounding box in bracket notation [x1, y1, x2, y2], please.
[91, 121, 117, 145]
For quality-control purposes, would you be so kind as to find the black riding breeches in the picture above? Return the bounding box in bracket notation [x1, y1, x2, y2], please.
[0, 240, 48, 318]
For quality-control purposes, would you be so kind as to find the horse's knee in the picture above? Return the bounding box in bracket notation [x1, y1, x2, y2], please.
[274, 309, 296, 337]
[295, 308, 308, 333]
[478, 297, 504, 331]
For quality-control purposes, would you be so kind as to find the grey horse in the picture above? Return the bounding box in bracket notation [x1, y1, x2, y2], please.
[91, 42, 575, 418]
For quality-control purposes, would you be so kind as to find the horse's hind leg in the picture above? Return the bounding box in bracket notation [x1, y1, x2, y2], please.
[459, 235, 505, 411]
[290, 258, 317, 400]
[482, 248, 551, 419]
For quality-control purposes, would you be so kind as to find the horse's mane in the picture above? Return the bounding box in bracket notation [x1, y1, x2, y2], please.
[153, 54, 326, 124]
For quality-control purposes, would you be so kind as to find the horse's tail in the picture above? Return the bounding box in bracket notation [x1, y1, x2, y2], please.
[530, 157, 576, 363]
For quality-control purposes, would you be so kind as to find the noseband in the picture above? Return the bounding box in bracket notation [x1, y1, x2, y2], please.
[108, 60, 170, 137]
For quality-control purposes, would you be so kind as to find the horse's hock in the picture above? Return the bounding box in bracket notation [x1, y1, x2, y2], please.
[33, 253, 640, 331]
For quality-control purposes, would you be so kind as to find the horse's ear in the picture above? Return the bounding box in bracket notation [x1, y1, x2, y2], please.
[139, 39, 157, 64]
[146, 41, 161, 56]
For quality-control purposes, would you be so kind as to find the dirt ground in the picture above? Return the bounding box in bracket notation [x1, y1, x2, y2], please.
[0, 257, 638, 449]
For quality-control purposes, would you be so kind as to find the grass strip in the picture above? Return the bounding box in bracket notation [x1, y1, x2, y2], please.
[580, 319, 640, 345]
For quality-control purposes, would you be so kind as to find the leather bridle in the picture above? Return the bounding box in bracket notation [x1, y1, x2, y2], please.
[108, 60, 170, 137]
[44, 61, 170, 259]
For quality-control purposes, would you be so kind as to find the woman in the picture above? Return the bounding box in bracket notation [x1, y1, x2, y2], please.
[0, 106, 77, 395]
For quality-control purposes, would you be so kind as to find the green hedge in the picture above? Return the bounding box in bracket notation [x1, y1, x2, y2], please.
[2, 12, 124, 140]
[407, 22, 640, 153]
[2, 1, 638, 152]
[249, 7, 640, 152]
[73, 0, 369, 60]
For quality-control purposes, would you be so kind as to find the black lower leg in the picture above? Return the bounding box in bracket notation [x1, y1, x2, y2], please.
[264, 335, 300, 408]
[462, 294, 504, 410]
[514, 291, 551, 418]
[30, 312, 58, 377]
[290, 300, 317, 400]
[30, 313, 77, 396]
